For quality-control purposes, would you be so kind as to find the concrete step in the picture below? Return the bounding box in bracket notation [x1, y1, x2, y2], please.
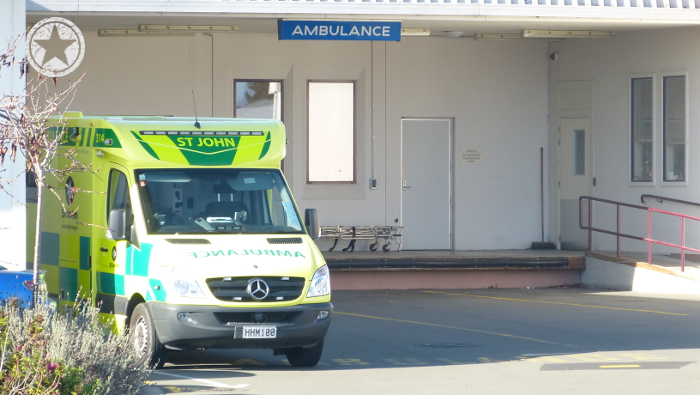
[324, 251, 585, 291]
[326, 256, 575, 270]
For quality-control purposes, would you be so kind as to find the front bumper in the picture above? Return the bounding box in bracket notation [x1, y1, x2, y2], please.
[147, 302, 332, 350]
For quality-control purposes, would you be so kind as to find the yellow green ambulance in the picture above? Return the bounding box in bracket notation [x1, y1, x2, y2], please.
[30, 113, 332, 368]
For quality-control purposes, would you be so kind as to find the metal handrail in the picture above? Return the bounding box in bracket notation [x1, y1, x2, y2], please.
[641, 194, 700, 209]
[579, 196, 700, 271]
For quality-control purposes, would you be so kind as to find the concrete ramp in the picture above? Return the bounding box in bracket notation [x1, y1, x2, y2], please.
[583, 252, 700, 294]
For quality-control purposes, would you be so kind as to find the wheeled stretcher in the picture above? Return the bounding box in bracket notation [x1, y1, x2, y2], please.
[320, 226, 402, 252]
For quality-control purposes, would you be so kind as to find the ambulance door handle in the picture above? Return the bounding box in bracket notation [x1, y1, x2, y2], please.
[402, 179, 411, 190]
[100, 247, 109, 252]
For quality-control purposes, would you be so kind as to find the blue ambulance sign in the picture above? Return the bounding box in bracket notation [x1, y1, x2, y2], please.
[278, 20, 401, 41]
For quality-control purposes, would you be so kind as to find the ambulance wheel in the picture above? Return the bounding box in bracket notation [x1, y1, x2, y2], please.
[130, 304, 168, 369]
[285, 341, 324, 367]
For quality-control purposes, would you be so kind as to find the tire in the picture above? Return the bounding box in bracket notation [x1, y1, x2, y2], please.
[285, 341, 324, 367]
[130, 303, 168, 369]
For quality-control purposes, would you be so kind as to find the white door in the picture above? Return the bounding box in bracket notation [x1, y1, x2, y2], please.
[401, 119, 452, 250]
[559, 118, 592, 250]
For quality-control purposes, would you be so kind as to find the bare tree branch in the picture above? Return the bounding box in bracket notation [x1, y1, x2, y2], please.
[0, 32, 91, 303]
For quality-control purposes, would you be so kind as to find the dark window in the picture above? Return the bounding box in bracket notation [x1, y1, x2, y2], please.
[631, 77, 653, 182]
[663, 75, 686, 182]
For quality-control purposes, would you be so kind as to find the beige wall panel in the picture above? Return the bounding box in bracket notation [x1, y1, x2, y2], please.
[549, 26, 700, 253]
[386, 37, 549, 250]
[54, 31, 550, 251]
[213, 34, 374, 228]
[61, 31, 213, 117]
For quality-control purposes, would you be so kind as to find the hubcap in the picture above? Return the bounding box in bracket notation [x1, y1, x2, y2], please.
[133, 316, 149, 356]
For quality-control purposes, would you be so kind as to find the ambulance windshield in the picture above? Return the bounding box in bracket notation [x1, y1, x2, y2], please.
[135, 169, 304, 235]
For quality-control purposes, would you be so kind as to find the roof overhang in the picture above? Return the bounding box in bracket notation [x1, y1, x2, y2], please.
[27, 0, 700, 37]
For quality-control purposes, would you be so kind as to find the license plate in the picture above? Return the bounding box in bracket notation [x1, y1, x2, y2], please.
[242, 326, 277, 339]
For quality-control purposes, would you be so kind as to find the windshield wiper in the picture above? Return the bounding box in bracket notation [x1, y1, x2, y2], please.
[178, 230, 245, 235]
[263, 230, 304, 235]
[176, 230, 213, 234]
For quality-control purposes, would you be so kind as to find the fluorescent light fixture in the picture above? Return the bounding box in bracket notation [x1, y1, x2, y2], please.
[474, 33, 522, 40]
[402, 28, 430, 36]
[99, 30, 156, 37]
[139, 25, 239, 33]
[99, 25, 238, 37]
[444, 31, 463, 38]
[522, 30, 615, 39]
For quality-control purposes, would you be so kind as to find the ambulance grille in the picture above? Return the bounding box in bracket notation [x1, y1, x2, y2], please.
[267, 237, 303, 244]
[206, 277, 305, 302]
[166, 238, 211, 245]
[214, 311, 301, 324]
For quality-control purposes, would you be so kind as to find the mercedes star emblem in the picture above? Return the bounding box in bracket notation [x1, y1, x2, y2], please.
[247, 279, 270, 300]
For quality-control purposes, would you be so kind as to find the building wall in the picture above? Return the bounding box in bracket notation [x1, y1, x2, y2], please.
[58, 31, 550, 251]
[67, 32, 214, 118]
[384, 38, 549, 250]
[549, 26, 700, 253]
[0, 0, 26, 269]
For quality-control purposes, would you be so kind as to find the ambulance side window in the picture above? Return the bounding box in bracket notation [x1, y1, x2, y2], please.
[107, 170, 130, 220]
[106, 169, 140, 245]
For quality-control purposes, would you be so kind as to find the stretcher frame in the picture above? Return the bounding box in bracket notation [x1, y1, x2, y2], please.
[320, 226, 403, 252]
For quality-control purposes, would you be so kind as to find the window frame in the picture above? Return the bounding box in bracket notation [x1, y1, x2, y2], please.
[234, 79, 285, 172]
[573, 128, 586, 176]
[661, 72, 688, 186]
[306, 80, 357, 185]
[107, 169, 130, 222]
[233, 79, 284, 121]
[629, 74, 656, 185]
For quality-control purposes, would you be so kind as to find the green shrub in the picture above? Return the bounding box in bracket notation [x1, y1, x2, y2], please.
[0, 295, 149, 395]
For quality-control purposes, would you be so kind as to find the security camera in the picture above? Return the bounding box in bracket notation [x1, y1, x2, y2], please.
[549, 51, 559, 62]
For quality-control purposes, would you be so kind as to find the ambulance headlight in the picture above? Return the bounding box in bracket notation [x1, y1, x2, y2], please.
[162, 267, 205, 298]
[306, 265, 330, 298]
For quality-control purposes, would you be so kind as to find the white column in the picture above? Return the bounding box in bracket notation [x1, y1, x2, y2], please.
[0, 0, 27, 270]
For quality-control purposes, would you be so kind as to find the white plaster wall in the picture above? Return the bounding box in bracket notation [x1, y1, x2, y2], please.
[54, 31, 551, 251]
[0, 0, 26, 269]
[56, 31, 213, 117]
[211, 33, 374, 226]
[550, 27, 700, 254]
[386, 37, 550, 250]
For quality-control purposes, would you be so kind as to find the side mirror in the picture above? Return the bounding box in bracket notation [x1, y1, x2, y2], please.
[108, 209, 128, 240]
[305, 208, 321, 240]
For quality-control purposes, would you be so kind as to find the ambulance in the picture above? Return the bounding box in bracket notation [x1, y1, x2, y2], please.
[29, 113, 332, 368]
